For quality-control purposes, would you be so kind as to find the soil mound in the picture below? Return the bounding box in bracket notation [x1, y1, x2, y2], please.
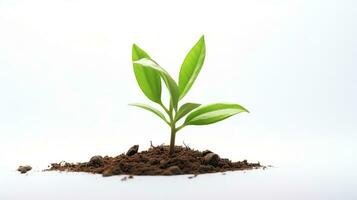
[47, 145, 261, 176]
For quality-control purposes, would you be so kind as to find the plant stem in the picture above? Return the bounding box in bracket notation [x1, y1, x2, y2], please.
[169, 123, 176, 155]
[160, 101, 177, 155]
[167, 101, 177, 155]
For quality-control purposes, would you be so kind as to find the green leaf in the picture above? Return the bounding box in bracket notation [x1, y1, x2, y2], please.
[175, 103, 201, 122]
[133, 58, 179, 111]
[184, 103, 249, 125]
[178, 35, 206, 99]
[129, 103, 169, 125]
[132, 44, 162, 104]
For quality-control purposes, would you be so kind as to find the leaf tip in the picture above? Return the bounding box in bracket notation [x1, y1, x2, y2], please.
[242, 107, 250, 113]
[132, 44, 140, 54]
[199, 35, 205, 46]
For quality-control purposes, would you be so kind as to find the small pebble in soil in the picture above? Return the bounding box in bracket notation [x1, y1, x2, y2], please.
[88, 155, 104, 167]
[126, 145, 139, 156]
[201, 150, 212, 156]
[17, 165, 32, 174]
[203, 153, 220, 167]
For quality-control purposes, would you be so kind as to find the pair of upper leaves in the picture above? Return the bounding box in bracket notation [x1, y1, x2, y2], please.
[131, 35, 248, 127]
[132, 36, 205, 110]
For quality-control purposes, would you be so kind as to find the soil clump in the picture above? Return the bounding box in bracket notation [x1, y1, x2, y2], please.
[47, 145, 261, 176]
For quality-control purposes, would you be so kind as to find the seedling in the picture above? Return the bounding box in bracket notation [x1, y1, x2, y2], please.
[130, 35, 249, 155]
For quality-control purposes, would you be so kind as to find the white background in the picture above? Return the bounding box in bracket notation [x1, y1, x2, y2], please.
[0, 0, 356, 199]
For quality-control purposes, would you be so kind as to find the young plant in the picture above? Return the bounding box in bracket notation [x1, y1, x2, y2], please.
[130, 35, 249, 155]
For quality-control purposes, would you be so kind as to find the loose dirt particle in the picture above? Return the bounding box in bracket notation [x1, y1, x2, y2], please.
[17, 165, 32, 174]
[188, 174, 198, 179]
[47, 145, 261, 176]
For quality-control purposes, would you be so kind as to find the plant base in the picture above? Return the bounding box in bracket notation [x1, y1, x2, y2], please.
[47, 145, 261, 176]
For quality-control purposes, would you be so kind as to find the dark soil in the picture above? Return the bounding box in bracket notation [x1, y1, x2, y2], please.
[46, 145, 261, 176]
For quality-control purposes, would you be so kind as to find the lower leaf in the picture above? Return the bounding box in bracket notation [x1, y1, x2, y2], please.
[184, 103, 249, 125]
[129, 103, 169, 125]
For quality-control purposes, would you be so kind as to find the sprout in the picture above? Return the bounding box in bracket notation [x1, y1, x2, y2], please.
[130, 35, 249, 155]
